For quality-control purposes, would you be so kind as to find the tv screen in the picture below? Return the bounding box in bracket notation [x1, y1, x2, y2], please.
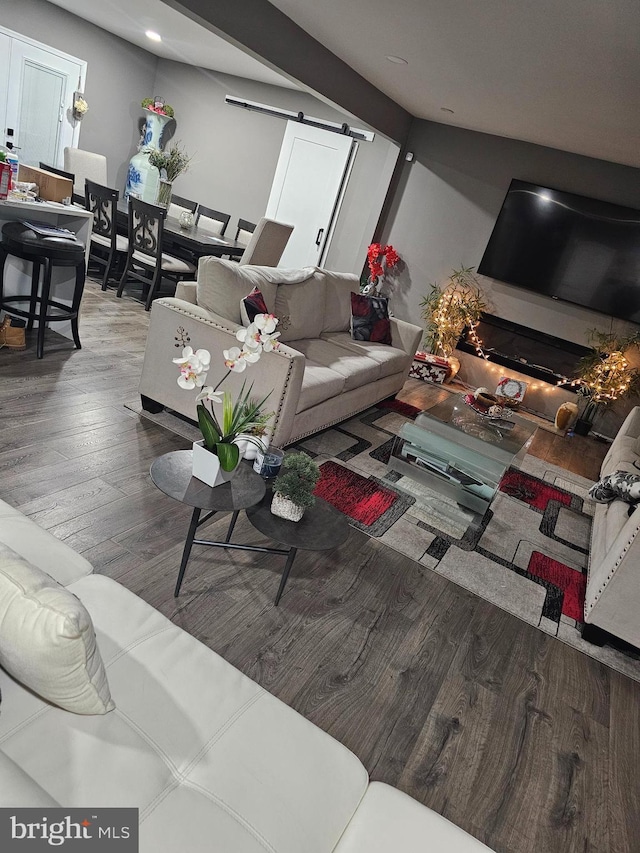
[477, 179, 640, 323]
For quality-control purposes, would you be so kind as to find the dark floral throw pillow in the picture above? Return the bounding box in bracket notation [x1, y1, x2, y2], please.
[350, 292, 392, 345]
[589, 471, 640, 504]
[240, 286, 268, 326]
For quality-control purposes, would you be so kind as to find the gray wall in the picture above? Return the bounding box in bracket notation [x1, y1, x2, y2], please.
[383, 120, 640, 434]
[384, 120, 640, 345]
[1, 0, 158, 192]
[2, 1, 397, 274]
[152, 59, 398, 272]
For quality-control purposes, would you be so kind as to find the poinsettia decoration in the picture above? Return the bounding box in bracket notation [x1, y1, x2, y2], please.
[363, 243, 401, 294]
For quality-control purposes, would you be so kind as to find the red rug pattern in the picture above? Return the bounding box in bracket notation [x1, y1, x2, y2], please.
[499, 470, 572, 511]
[314, 460, 398, 526]
[527, 552, 587, 622]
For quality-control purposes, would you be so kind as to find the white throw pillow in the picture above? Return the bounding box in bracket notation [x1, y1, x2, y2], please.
[0, 546, 114, 715]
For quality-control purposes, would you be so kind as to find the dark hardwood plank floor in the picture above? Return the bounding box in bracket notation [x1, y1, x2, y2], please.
[1, 281, 637, 853]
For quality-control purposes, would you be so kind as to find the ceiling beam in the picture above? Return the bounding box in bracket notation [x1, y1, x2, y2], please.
[159, 0, 412, 145]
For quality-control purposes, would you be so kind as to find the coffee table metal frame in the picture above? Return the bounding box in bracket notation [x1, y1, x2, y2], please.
[150, 450, 349, 605]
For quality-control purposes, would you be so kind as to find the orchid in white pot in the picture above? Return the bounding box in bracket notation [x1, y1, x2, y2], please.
[173, 314, 280, 485]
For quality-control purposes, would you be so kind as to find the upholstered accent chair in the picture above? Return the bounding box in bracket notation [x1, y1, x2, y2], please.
[238, 217, 294, 267]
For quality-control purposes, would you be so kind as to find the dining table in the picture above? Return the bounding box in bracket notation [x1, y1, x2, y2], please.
[115, 200, 246, 261]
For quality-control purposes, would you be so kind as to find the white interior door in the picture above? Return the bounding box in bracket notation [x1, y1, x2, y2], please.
[2, 28, 84, 168]
[266, 122, 355, 268]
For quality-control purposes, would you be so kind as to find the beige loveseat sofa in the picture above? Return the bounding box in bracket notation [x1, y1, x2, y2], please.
[0, 497, 491, 852]
[583, 406, 640, 647]
[138, 259, 422, 448]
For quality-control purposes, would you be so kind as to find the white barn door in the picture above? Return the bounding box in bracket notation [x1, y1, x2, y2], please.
[266, 122, 355, 268]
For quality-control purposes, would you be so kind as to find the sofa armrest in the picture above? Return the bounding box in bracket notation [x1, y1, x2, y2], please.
[390, 317, 422, 359]
[139, 298, 306, 447]
[174, 281, 197, 304]
[0, 500, 93, 587]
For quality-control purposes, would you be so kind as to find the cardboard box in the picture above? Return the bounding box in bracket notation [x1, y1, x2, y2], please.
[17, 164, 73, 203]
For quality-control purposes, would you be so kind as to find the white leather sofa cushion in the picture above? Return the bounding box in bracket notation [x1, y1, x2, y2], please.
[297, 362, 346, 412]
[275, 273, 326, 342]
[322, 332, 412, 379]
[321, 271, 359, 333]
[0, 500, 92, 586]
[0, 546, 114, 715]
[333, 782, 491, 851]
[0, 574, 369, 852]
[0, 751, 61, 807]
[600, 435, 639, 477]
[290, 339, 380, 392]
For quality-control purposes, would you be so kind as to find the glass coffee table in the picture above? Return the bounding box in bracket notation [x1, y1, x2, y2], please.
[388, 395, 537, 515]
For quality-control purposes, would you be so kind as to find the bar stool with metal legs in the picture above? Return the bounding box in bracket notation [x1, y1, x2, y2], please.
[0, 221, 86, 359]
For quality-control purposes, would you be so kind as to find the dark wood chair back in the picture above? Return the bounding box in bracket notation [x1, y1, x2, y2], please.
[196, 206, 231, 237]
[235, 218, 257, 244]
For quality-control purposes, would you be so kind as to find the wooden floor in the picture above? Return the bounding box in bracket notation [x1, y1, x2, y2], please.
[1, 282, 638, 853]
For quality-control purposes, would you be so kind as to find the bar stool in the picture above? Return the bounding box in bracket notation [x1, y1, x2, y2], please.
[0, 221, 86, 359]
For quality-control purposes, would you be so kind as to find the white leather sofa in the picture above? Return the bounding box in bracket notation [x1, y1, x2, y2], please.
[0, 497, 490, 852]
[138, 258, 423, 448]
[583, 406, 640, 647]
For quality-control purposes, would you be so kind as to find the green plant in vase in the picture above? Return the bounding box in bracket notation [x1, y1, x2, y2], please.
[148, 142, 192, 208]
[173, 314, 280, 486]
[271, 453, 321, 522]
[420, 265, 487, 358]
[571, 330, 640, 434]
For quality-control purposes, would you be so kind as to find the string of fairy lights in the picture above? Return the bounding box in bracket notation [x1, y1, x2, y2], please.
[433, 291, 634, 401]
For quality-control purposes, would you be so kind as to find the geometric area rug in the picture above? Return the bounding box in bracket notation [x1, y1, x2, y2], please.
[293, 399, 640, 682]
[130, 396, 639, 680]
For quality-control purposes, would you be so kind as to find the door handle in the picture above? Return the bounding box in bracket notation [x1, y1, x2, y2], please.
[315, 227, 324, 247]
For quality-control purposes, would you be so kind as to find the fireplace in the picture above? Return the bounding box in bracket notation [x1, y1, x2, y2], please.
[457, 313, 592, 388]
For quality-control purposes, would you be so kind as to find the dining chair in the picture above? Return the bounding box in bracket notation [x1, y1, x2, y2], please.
[116, 198, 196, 311]
[196, 205, 231, 237]
[238, 218, 294, 267]
[85, 180, 128, 290]
[234, 218, 257, 245]
[63, 148, 108, 201]
[167, 195, 197, 220]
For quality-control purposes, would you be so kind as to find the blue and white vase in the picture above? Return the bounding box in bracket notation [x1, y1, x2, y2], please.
[125, 109, 173, 203]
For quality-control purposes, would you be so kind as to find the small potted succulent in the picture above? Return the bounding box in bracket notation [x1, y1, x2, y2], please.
[271, 453, 321, 522]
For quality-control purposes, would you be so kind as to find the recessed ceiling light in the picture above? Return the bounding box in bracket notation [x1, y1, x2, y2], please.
[386, 55, 408, 65]
[440, 107, 455, 114]
[145, 30, 162, 42]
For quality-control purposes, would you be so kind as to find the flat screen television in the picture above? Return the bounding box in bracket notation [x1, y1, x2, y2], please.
[477, 179, 640, 323]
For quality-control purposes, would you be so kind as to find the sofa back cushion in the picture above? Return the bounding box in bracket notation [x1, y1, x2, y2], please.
[0, 544, 114, 715]
[322, 270, 360, 333]
[275, 271, 327, 342]
[197, 258, 278, 323]
[197, 258, 317, 325]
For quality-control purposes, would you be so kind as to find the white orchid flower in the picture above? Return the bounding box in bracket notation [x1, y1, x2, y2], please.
[194, 348, 211, 370]
[255, 313, 278, 334]
[260, 331, 281, 353]
[241, 346, 261, 363]
[174, 345, 210, 389]
[223, 346, 248, 372]
[172, 345, 195, 365]
[237, 324, 262, 351]
[195, 386, 224, 405]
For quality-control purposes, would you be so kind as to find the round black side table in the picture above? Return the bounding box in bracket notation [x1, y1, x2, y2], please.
[150, 450, 266, 597]
[0, 221, 86, 359]
[246, 491, 350, 605]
